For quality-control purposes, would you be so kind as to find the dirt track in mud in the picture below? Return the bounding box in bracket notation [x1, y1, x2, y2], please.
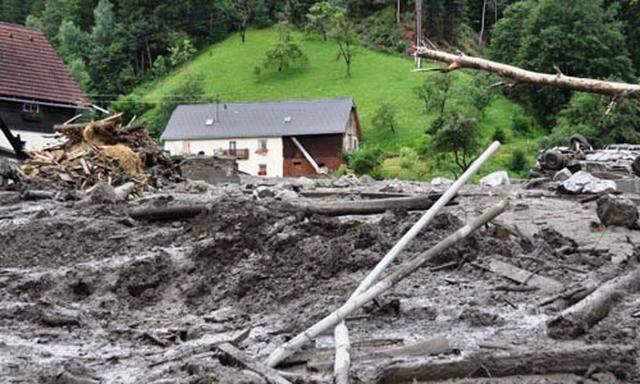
[0, 178, 638, 384]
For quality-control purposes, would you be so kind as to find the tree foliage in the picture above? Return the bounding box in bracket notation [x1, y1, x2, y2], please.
[371, 102, 397, 134]
[490, 0, 635, 121]
[432, 111, 481, 173]
[254, 23, 308, 75]
[329, 9, 358, 76]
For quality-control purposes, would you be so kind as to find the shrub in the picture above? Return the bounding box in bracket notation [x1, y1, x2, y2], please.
[345, 146, 383, 176]
[512, 115, 532, 134]
[492, 128, 507, 143]
[509, 149, 529, 173]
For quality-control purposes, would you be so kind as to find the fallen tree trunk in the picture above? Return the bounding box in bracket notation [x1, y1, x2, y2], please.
[366, 344, 636, 383]
[128, 205, 208, 221]
[265, 199, 509, 367]
[282, 195, 449, 216]
[217, 342, 292, 384]
[547, 266, 640, 339]
[414, 48, 640, 98]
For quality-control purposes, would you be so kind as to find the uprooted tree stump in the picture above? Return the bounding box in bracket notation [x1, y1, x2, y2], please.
[547, 266, 640, 339]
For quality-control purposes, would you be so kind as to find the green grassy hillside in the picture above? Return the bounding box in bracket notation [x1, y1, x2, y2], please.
[137, 28, 540, 179]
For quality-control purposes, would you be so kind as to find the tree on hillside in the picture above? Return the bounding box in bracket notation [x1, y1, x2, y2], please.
[329, 10, 358, 77]
[305, 1, 339, 40]
[236, 0, 252, 43]
[254, 22, 308, 75]
[413, 73, 454, 115]
[372, 102, 398, 134]
[432, 112, 481, 174]
[490, 0, 635, 122]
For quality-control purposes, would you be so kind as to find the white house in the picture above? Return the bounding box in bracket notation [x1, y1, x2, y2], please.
[161, 98, 361, 177]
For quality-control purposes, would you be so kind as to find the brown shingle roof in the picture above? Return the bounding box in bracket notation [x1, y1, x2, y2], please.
[0, 22, 90, 106]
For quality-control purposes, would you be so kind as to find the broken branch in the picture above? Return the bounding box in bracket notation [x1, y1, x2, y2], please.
[414, 48, 640, 98]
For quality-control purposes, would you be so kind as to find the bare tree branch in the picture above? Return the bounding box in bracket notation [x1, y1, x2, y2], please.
[413, 48, 640, 98]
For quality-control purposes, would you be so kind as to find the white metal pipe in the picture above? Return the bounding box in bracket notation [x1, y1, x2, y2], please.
[351, 140, 501, 297]
[330, 141, 501, 382]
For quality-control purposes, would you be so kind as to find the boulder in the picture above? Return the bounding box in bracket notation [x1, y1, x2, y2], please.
[333, 175, 358, 188]
[431, 177, 454, 188]
[358, 174, 376, 185]
[553, 168, 572, 182]
[597, 194, 639, 229]
[480, 171, 510, 187]
[295, 176, 317, 189]
[275, 189, 299, 201]
[559, 171, 616, 194]
[252, 186, 276, 199]
[88, 182, 117, 205]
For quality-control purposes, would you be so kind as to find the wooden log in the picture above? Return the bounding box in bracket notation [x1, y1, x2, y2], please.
[368, 344, 636, 383]
[127, 205, 208, 221]
[282, 195, 448, 216]
[414, 48, 640, 98]
[149, 328, 249, 367]
[20, 190, 56, 200]
[485, 260, 563, 293]
[309, 337, 452, 371]
[265, 199, 509, 367]
[217, 342, 292, 384]
[547, 266, 640, 339]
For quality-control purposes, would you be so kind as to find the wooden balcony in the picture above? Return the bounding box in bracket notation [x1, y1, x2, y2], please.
[221, 148, 250, 160]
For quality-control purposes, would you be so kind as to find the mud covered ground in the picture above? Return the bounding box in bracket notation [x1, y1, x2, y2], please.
[0, 177, 638, 384]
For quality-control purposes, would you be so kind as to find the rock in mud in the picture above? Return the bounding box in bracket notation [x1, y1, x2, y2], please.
[597, 194, 639, 229]
[559, 171, 616, 194]
[480, 171, 510, 187]
[431, 177, 453, 188]
[554, 168, 572, 182]
[88, 182, 117, 205]
[359, 174, 376, 184]
[275, 189, 298, 201]
[252, 186, 275, 199]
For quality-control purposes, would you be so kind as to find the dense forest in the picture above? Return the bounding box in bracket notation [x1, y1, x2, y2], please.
[2, 0, 640, 177]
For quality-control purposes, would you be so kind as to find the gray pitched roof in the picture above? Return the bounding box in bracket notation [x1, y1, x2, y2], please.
[161, 97, 355, 141]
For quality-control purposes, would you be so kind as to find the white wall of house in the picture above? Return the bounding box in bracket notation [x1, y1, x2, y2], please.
[0, 130, 63, 152]
[164, 136, 284, 177]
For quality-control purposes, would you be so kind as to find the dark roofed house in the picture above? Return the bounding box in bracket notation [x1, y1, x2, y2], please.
[0, 22, 91, 157]
[161, 98, 361, 177]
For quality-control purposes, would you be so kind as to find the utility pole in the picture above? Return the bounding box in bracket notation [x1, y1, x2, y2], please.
[415, 0, 422, 68]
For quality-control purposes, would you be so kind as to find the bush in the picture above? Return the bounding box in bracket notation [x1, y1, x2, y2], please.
[344, 146, 383, 176]
[512, 115, 532, 134]
[509, 149, 529, 173]
[492, 128, 507, 143]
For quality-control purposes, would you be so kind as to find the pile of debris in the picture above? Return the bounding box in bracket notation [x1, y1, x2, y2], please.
[12, 114, 180, 190]
[532, 134, 640, 179]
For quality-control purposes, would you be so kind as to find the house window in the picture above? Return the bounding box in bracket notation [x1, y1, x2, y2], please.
[22, 103, 39, 113]
[229, 141, 237, 156]
[258, 164, 267, 176]
[293, 160, 302, 168]
[256, 139, 268, 155]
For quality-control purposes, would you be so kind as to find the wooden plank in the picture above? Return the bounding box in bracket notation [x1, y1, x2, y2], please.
[217, 342, 292, 384]
[487, 260, 563, 292]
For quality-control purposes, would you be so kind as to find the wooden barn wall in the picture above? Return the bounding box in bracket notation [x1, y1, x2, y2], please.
[282, 134, 344, 177]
